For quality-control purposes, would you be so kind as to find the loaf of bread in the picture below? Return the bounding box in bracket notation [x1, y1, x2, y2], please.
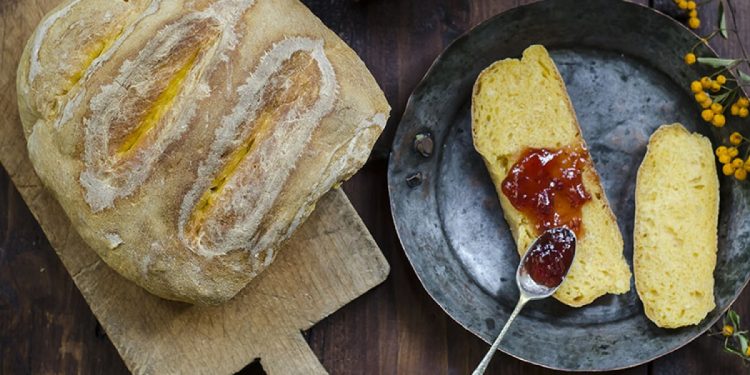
[16, 0, 389, 304]
[471, 45, 631, 307]
[634, 124, 718, 328]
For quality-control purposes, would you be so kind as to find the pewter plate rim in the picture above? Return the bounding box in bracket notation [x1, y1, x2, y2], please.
[387, 0, 749, 371]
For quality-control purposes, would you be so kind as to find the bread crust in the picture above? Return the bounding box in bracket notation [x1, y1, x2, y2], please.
[17, 0, 390, 304]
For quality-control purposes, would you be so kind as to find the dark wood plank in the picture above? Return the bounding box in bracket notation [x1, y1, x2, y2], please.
[0, 168, 129, 374]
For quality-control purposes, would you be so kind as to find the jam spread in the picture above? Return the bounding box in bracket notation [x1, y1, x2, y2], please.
[501, 146, 591, 236]
[523, 228, 576, 287]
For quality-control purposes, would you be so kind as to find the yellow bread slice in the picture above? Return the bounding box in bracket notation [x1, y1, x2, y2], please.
[634, 124, 718, 328]
[471, 45, 631, 307]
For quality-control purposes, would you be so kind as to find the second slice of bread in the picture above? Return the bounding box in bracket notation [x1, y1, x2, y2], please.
[634, 124, 718, 328]
[471, 45, 632, 307]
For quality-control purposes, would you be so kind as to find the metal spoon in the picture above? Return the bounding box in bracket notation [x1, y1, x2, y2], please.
[472, 227, 577, 375]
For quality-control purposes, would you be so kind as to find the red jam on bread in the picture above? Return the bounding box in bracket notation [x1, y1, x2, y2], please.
[501, 146, 591, 237]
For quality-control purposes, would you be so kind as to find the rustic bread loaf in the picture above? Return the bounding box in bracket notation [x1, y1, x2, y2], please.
[16, 0, 390, 304]
[634, 124, 718, 328]
[471, 45, 631, 307]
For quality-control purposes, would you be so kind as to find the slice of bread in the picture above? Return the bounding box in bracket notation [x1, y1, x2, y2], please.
[634, 124, 718, 328]
[471, 45, 631, 307]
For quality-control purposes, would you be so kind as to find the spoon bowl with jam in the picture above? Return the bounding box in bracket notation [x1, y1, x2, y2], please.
[472, 227, 577, 375]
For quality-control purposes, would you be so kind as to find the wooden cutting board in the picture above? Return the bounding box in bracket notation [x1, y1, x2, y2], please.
[0, 1, 389, 374]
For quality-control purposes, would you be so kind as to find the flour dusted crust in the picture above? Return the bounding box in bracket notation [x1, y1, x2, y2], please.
[17, 0, 390, 304]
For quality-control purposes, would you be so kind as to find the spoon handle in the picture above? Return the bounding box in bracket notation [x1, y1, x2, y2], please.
[472, 295, 529, 375]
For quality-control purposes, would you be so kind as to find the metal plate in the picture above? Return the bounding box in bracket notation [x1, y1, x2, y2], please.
[387, 0, 750, 371]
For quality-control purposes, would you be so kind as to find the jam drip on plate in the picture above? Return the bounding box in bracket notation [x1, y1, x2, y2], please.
[523, 227, 576, 287]
[501, 146, 592, 236]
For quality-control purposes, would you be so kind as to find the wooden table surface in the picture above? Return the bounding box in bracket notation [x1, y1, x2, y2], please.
[2, 0, 750, 374]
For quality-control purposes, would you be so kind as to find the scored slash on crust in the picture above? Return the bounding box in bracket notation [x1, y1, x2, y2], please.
[78, 0, 257, 212]
[178, 36, 338, 259]
[32, 0, 346, 260]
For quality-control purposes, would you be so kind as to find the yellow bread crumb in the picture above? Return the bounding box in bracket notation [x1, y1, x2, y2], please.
[471, 45, 632, 307]
[634, 123, 718, 328]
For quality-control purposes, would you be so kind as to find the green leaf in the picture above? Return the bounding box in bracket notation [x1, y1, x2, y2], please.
[697, 57, 738, 68]
[720, 1, 728, 39]
[725, 346, 743, 356]
[740, 71, 750, 83]
[730, 309, 741, 328]
[715, 91, 732, 102]
[740, 335, 749, 355]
